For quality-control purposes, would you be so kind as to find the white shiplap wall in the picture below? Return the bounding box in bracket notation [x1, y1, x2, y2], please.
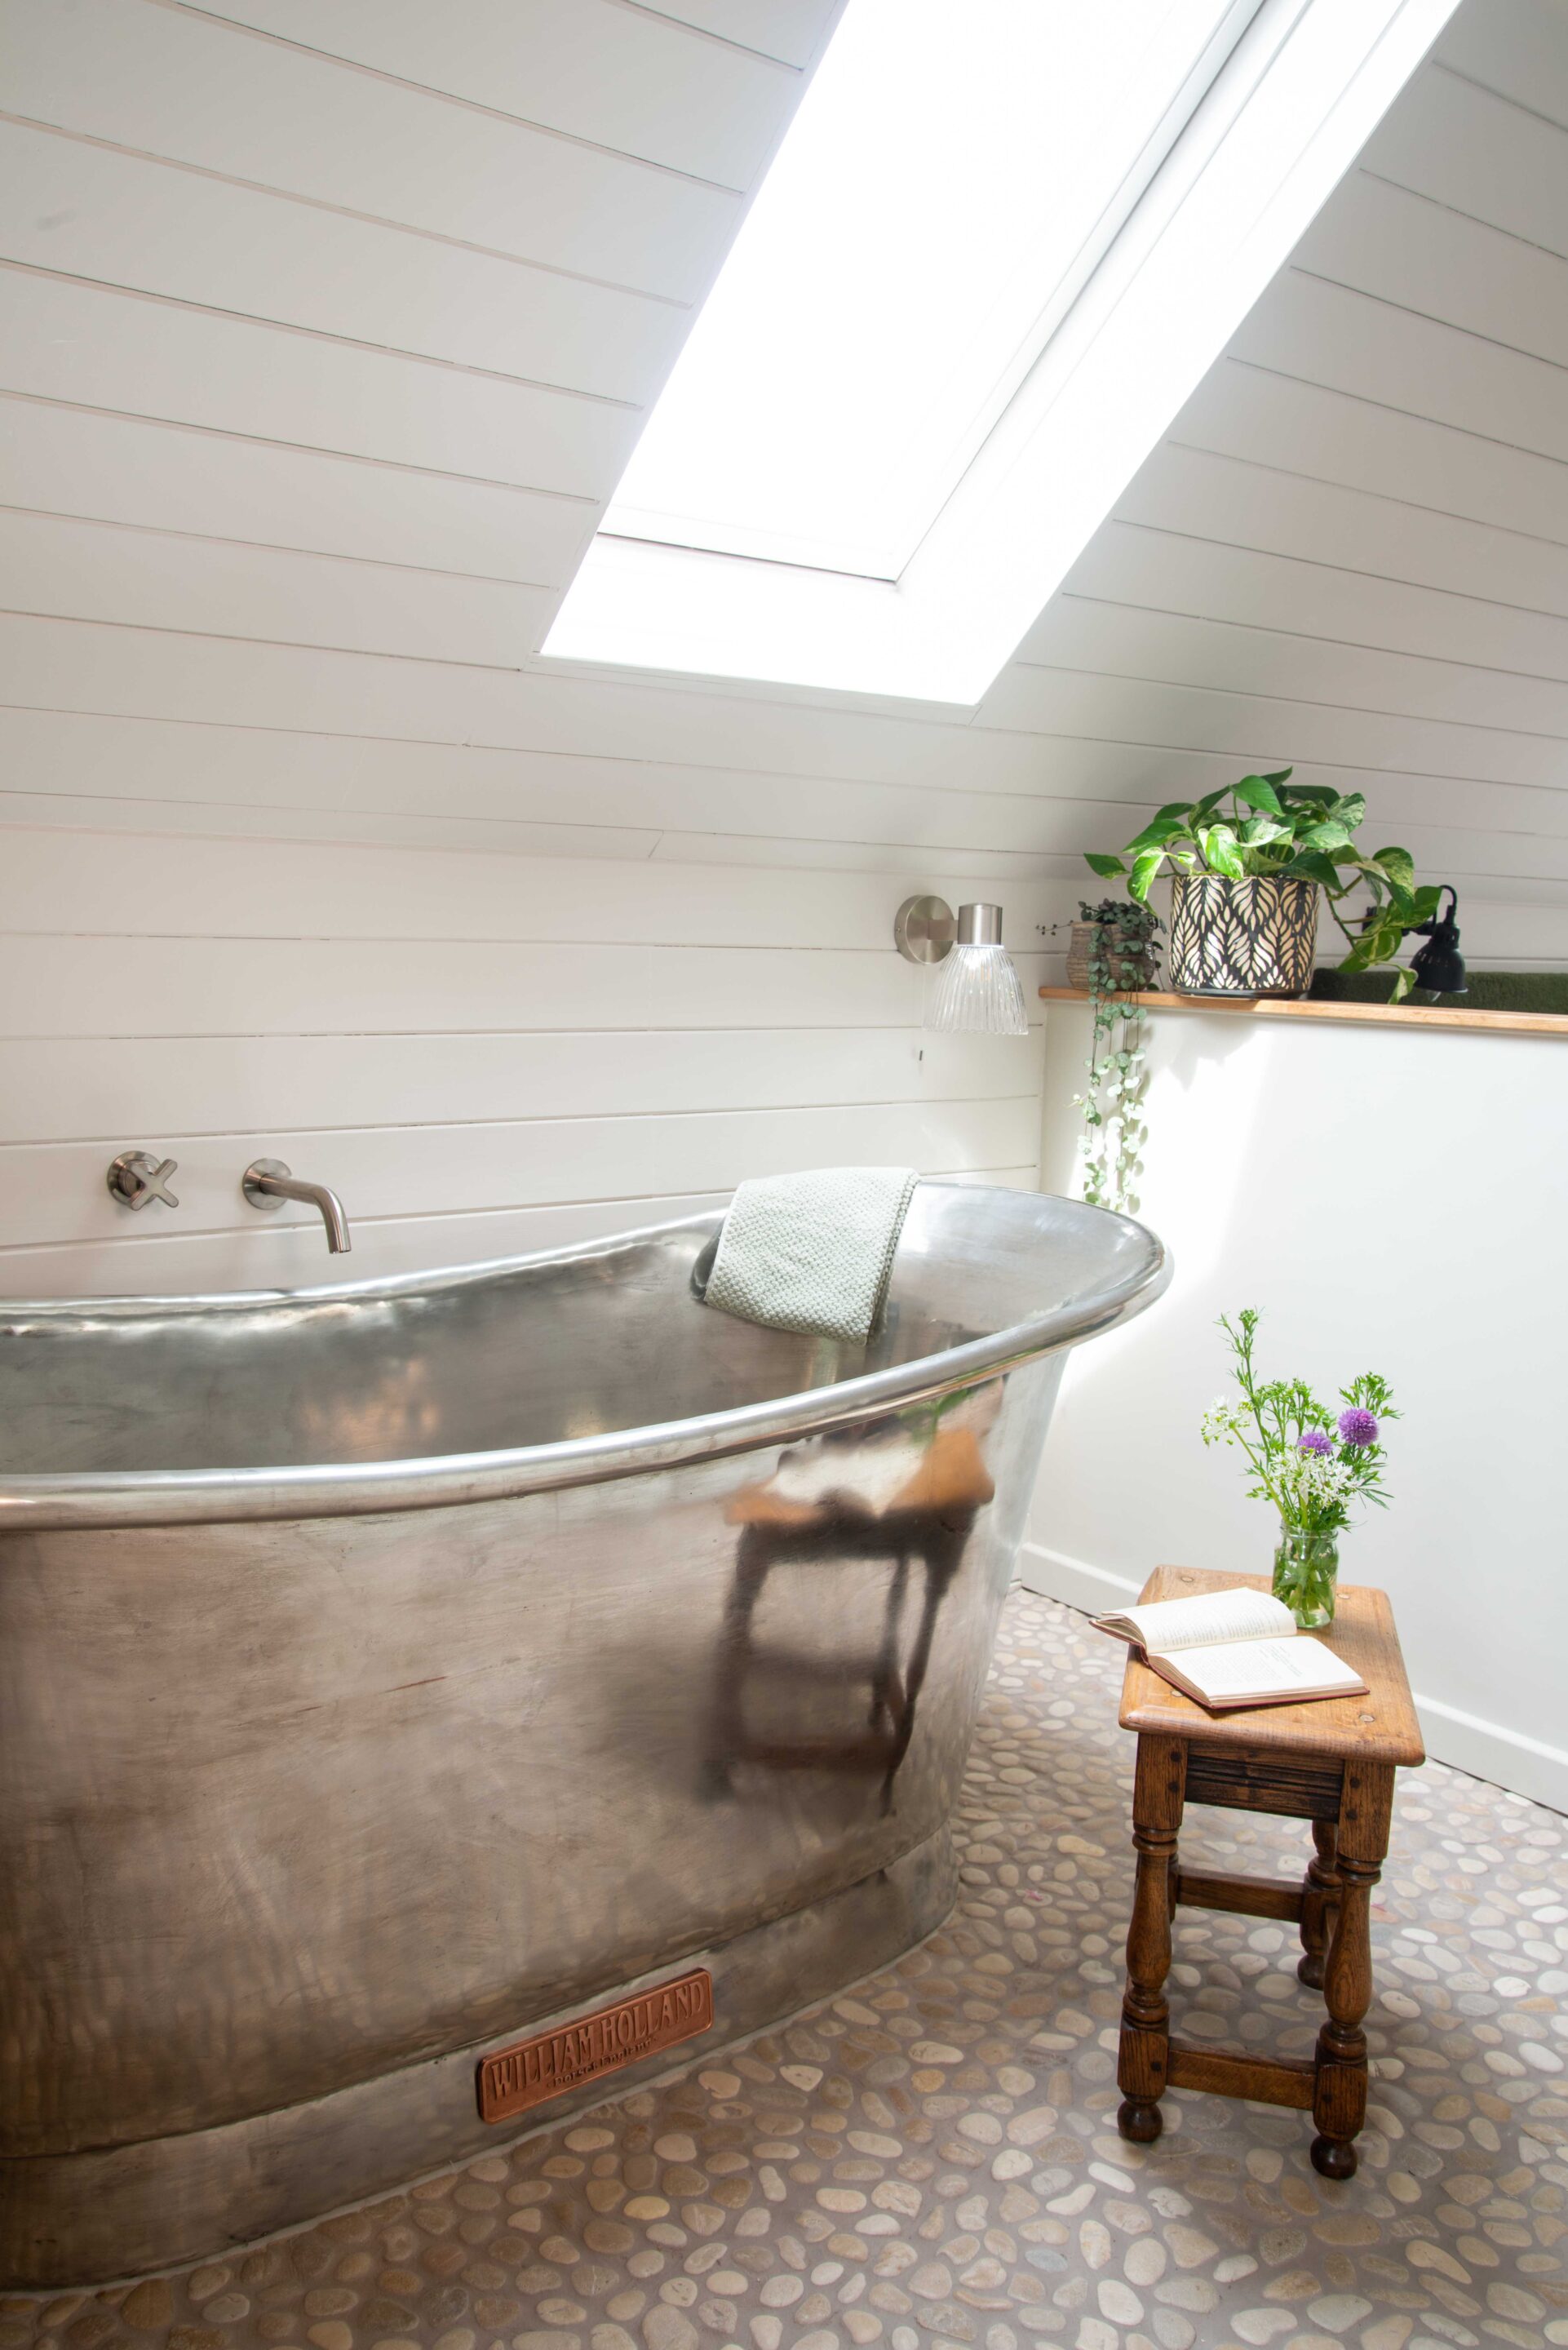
[0, 830, 1049, 1292]
[2, 0, 1566, 1293]
[0, 0, 1051, 1295]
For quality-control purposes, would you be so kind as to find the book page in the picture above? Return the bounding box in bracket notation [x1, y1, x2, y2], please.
[1172, 1635, 1364, 1705]
[1104, 1587, 1296, 1654]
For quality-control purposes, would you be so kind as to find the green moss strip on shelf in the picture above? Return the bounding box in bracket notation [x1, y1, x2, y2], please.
[1309, 969, 1568, 1015]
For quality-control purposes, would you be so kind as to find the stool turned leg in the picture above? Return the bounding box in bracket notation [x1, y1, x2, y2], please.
[1310, 1857, 1376, 2177]
[1311, 1761, 1393, 2180]
[1118, 1734, 1185, 2144]
[1298, 1818, 1340, 1989]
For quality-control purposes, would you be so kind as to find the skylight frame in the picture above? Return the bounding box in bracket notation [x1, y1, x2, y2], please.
[601, 0, 1270, 585]
[543, 0, 1464, 707]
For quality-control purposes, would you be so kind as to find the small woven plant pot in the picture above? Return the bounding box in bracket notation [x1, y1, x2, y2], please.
[1168, 874, 1319, 997]
[1066, 920, 1161, 993]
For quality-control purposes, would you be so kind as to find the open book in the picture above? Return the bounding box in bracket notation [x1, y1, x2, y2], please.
[1092, 1585, 1368, 1712]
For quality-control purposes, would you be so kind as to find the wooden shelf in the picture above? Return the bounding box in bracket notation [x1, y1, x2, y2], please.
[1039, 987, 1566, 1038]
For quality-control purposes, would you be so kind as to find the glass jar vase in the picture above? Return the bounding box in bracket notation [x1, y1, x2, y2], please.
[1273, 1526, 1339, 1629]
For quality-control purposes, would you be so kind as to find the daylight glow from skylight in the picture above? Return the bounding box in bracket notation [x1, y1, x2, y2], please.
[547, 0, 1462, 702]
[604, 0, 1256, 581]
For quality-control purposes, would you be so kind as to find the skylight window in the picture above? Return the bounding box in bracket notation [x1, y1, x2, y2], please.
[603, 0, 1262, 581]
[545, 0, 1462, 703]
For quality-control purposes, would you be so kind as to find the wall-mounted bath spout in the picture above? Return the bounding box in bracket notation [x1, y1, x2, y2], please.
[242, 1159, 352, 1253]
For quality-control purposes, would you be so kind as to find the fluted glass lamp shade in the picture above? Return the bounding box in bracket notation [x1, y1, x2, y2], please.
[925, 902, 1030, 1036]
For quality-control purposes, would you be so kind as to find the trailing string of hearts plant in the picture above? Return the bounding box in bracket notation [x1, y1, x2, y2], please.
[1071, 898, 1162, 1216]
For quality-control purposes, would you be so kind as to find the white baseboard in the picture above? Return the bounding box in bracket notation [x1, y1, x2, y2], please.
[1017, 1541, 1141, 1616]
[1017, 1541, 1568, 1817]
[1407, 1692, 1568, 1817]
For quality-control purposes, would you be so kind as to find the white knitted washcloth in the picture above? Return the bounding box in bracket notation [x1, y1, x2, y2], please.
[702, 1166, 920, 1345]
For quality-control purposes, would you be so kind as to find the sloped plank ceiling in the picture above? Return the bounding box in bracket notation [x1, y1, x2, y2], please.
[0, 0, 1561, 940]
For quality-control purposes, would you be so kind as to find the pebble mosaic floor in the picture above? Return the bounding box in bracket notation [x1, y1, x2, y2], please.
[7, 1589, 1567, 2350]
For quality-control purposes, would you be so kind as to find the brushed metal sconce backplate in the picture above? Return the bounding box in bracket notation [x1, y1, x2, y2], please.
[893, 894, 956, 964]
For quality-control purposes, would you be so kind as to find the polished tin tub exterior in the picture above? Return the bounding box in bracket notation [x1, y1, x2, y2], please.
[0, 1182, 1167, 2285]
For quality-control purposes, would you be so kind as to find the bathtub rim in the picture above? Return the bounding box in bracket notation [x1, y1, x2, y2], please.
[0, 1184, 1169, 1532]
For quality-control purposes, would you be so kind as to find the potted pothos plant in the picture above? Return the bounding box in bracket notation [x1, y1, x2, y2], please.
[1086, 769, 1439, 999]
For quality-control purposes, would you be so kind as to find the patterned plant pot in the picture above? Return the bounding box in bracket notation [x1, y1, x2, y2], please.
[1168, 874, 1319, 997]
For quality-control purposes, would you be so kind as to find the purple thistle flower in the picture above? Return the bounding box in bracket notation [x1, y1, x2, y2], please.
[1339, 1407, 1379, 1448]
[1297, 1430, 1333, 1457]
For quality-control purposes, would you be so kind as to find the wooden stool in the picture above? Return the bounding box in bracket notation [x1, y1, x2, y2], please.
[1114, 1566, 1424, 2178]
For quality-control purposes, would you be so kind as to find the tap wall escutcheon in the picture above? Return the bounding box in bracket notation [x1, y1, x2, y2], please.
[241, 1159, 352, 1254]
[107, 1151, 180, 1211]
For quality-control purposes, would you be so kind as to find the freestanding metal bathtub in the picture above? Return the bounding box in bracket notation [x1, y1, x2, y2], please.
[0, 1182, 1167, 2286]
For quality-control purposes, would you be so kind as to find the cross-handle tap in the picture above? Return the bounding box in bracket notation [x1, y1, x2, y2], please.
[242, 1159, 352, 1253]
[107, 1151, 180, 1211]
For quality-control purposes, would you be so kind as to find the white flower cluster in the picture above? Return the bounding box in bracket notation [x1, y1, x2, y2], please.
[1200, 1399, 1244, 1446]
[1279, 1446, 1358, 1513]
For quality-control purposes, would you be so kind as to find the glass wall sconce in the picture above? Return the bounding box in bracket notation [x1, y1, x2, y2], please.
[894, 895, 1030, 1036]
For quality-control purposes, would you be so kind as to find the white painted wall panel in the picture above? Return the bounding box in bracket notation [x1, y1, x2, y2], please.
[640, 0, 839, 69]
[0, 508, 553, 665]
[1026, 1001, 1568, 1811]
[1114, 442, 1568, 623]
[0, 1026, 1037, 1148]
[0, 933, 1051, 1041]
[1031, 599, 1568, 743]
[1049, 525, 1568, 686]
[196, 0, 804, 186]
[1, 30, 1565, 1173]
[1294, 170, 1568, 371]
[1437, 0, 1568, 126]
[0, 765, 1554, 901]
[0, 829, 1050, 1293]
[0, 831, 1053, 950]
[1, 0, 740, 299]
[0, 274, 640, 494]
[0, 125, 684, 401]
[1230, 271, 1568, 465]
[984, 663, 1568, 799]
[51, 857, 1540, 966]
[7, 696, 1568, 884]
[0, 397, 595, 583]
[0, 614, 1039, 790]
[1170, 363, 1568, 548]
[6, 0, 1567, 919]
[1361, 66, 1568, 260]
[2, 1095, 1041, 1253]
[0, 708, 1087, 864]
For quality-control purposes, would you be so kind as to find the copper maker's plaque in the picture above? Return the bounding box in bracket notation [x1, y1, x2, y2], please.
[478, 1966, 714, 2122]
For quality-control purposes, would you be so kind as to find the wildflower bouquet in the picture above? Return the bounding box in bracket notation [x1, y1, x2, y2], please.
[1201, 1307, 1397, 1625]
